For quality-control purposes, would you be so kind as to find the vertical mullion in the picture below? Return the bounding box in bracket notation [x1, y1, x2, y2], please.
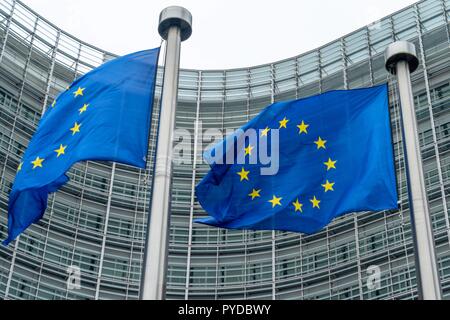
[184, 70, 202, 299]
[442, 0, 450, 44]
[17, 17, 39, 107]
[415, 4, 450, 247]
[0, 0, 15, 63]
[270, 63, 276, 301]
[353, 216, 364, 300]
[42, 30, 61, 114]
[94, 162, 116, 300]
[341, 38, 349, 90]
[4, 237, 19, 299]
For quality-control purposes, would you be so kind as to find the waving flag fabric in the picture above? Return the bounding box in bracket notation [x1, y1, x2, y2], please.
[195, 84, 398, 234]
[3, 48, 160, 245]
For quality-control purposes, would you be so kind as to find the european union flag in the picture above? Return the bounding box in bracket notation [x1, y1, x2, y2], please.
[196, 84, 398, 234]
[3, 48, 160, 245]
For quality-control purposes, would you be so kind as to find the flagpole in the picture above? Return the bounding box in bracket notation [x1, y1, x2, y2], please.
[140, 6, 192, 300]
[385, 41, 442, 300]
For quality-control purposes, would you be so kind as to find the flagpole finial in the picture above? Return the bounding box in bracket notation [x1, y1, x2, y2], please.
[158, 6, 192, 42]
[385, 41, 419, 74]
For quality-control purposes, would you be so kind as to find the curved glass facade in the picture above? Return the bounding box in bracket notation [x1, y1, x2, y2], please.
[0, 0, 449, 300]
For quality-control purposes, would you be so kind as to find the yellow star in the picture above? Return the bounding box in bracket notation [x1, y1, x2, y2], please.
[237, 168, 250, 181]
[310, 196, 321, 209]
[248, 189, 261, 200]
[17, 162, 23, 172]
[279, 117, 289, 129]
[293, 199, 303, 212]
[70, 122, 82, 135]
[322, 180, 335, 193]
[324, 158, 337, 171]
[79, 104, 89, 114]
[31, 157, 45, 169]
[314, 137, 327, 150]
[73, 87, 85, 97]
[245, 145, 254, 156]
[269, 195, 283, 208]
[51, 100, 56, 108]
[297, 121, 309, 134]
[261, 127, 271, 137]
[54, 145, 67, 158]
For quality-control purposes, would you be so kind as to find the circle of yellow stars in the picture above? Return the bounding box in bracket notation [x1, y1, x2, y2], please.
[17, 87, 89, 173]
[236, 116, 338, 215]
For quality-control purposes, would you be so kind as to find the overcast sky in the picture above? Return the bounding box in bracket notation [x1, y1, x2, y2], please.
[21, 0, 418, 70]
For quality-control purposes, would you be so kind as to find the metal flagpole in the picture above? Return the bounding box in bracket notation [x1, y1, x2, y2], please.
[385, 41, 442, 300]
[141, 6, 192, 300]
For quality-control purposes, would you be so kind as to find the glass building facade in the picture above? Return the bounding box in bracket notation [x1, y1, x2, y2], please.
[0, 0, 449, 300]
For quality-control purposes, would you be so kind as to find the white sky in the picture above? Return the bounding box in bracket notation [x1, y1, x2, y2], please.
[21, 0, 418, 70]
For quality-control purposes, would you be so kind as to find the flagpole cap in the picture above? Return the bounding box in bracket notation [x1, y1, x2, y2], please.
[385, 41, 419, 74]
[158, 6, 192, 42]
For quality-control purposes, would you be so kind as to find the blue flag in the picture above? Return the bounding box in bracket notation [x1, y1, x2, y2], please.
[196, 84, 398, 234]
[3, 48, 160, 245]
